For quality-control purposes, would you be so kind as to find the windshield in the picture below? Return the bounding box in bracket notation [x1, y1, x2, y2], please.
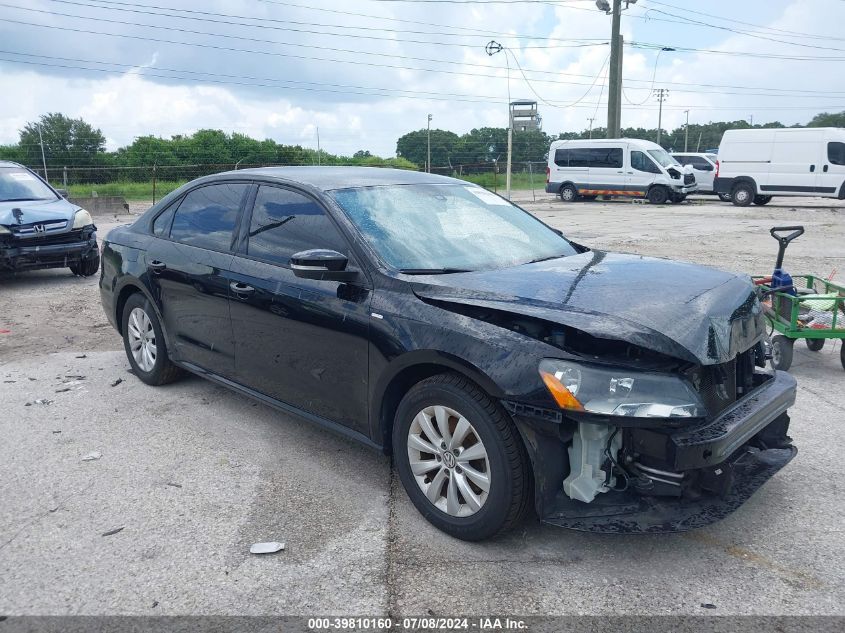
[331, 184, 577, 272]
[647, 149, 681, 168]
[0, 168, 57, 202]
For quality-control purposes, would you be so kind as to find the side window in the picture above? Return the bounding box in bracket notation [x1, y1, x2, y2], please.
[246, 186, 347, 266]
[152, 199, 178, 237]
[569, 148, 591, 168]
[170, 183, 248, 251]
[631, 151, 661, 174]
[554, 149, 570, 167]
[673, 156, 690, 166]
[828, 142, 845, 166]
[589, 147, 622, 168]
[689, 157, 712, 170]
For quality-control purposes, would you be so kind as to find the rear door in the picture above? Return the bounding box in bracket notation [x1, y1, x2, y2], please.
[144, 181, 249, 377]
[819, 139, 845, 197]
[585, 146, 626, 194]
[227, 184, 372, 433]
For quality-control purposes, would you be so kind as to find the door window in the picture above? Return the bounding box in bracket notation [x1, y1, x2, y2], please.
[169, 183, 247, 251]
[631, 151, 661, 174]
[828, 142, 845, 166]
[246, 186, 348, 266]
[554, 148, 570, 167]
[568, 148, 591, 168]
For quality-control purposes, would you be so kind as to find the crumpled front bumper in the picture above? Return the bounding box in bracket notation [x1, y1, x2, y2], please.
[507, 370, 798, 534]
[0, 229, 98, 271]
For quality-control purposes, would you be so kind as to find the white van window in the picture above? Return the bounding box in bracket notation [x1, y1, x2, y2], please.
[828, 142, 845, 166]
[647, 148, 680, 168]
[631, 151, 661, 174]
[590, 148, 623, 169]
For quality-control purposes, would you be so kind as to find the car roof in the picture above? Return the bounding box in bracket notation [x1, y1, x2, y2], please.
[229, 166, 460, 192]
[0, 160, 26, 169]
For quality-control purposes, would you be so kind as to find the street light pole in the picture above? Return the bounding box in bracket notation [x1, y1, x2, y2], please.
[606, 0, 623, 139]
[484, 40, 513, 199]
[426, 114, 432, 173]
[587, 117, 595, 139]
[684, 110, 690, 152]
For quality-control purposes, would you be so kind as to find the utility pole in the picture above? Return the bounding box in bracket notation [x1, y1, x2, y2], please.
[607, 0, 623, 139]
[316, 126, 321, 166]
[484, 40, 513, 199]
[37, 123, 49, 183]
[654, 88, 668, 146]
[749, 114, 754, 127]
[684, 110, 690, 152]
[426, 114, 432, 173]
[587, 117, 596, 139]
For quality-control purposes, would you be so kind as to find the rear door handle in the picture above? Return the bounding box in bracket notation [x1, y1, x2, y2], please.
[229, 281, 255, 295]
[148, 260, 166, 272]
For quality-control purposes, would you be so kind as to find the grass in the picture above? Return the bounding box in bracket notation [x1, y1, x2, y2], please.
[65, 171, 546, 201]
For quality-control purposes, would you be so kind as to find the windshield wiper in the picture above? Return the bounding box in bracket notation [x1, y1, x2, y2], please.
[398, 268, 474, 274]
[524, 254, 567, 265]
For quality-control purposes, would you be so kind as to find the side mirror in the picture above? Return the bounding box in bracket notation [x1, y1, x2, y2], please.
[56, 188, 69, 198]
[290, 249, 357, 281]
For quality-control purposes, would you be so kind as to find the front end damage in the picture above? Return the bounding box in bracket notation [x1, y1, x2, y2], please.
[505, 346, 797, 534]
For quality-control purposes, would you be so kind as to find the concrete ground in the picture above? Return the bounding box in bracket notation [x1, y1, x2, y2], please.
[1, 195, 844, 616]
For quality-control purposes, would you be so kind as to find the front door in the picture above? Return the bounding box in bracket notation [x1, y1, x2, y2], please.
[627, 149, 661, 196]
[144, 182, 249, 377]
[227, 184, 371, 433]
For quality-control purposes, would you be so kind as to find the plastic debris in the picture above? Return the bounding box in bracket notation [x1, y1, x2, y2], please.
[102, 526, 125, 537]
[27, 398, 53, 406]
[250, 541, 285, 554]
[76, 354, 87, 359]
[110, 378, 123, 387]
[701, 603, 717, 610]
[81, 451, 102, 462]
[0, 329, 10, 334]
[166, 482, 183, 488]
[55, 387, 71, 393]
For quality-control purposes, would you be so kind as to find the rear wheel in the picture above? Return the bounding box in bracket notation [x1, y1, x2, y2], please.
[841, 343, 845, 371]
[771, 335, 794, 371]
[393, 373, 530, 541]
[559, 184, 578, 203]
[731, 182, 755, 207]
[718, 192, 733, 202]
[69, 253, 100, 277]
[806, 338, 825, 352]
[753, 195, 773, 206]
[121, 293, 184, 386]
[647, 186, 669, 205]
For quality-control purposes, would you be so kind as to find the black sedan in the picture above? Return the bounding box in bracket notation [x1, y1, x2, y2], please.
[99, 167, 797, 540]
[0, 161, 99, 275]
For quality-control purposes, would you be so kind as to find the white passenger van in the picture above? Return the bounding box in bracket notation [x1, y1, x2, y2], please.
[545, 138, 696, 204]
[714, 127, 845, 206]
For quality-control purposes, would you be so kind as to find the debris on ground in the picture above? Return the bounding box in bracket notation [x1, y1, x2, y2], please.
[75, 354, 87, 359]
[101, 526, 125, 537]
[110, 378, 123, 387]
[81, 451, 102, 462]
[52, 430, 61, 434]
[166, 482, 182, 488]
[249, 541, 285, 554]
[55, 387, 71, 393]
[26, 398, 53, 406]
[701, 603, 717, 609]
[0, 329, 10, 334]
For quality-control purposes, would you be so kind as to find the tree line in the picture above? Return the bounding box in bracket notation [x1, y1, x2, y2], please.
[2, 110, 843, 183]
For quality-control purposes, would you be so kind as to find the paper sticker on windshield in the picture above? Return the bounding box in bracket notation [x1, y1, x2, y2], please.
[466, 187, 510, 205]
[10, 172, 37, 181]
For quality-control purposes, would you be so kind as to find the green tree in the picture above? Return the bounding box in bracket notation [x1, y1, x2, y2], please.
[19, 113, 106, 168]
[396, 129, 459, 167]
[807, 111, 845, 127]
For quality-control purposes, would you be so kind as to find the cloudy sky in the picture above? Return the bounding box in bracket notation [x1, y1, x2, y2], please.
[1, 0, 844, 157]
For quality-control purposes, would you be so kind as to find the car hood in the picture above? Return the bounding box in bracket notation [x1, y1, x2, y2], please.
[0, 198, 80, 227]
[410, 251, 766, 366]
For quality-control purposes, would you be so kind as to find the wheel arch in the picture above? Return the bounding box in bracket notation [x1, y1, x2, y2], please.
[373, 351, 505, 455]
[113, 280, 169, 347]
[730, 176, 758, 193]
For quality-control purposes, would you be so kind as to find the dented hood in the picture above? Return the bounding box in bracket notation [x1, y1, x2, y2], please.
[411, 251, 766, 366]
[0, 197, 80, 227]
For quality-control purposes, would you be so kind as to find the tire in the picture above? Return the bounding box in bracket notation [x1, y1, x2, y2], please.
[647, 186, 669, 205]
[392, 373, 530, 541]
[670, 194, 687, 204]
[718, 192, 733, 202]
[771, 335, 794, 371]
[841, 343, 845, 371]
[69, 253, 100, 277]
[731, 182, 755, 207]
[559, 184, 578, 203]
[121, 293, 184, 386]
[805, 338, 825, 352]
[753, 195, 773, 206]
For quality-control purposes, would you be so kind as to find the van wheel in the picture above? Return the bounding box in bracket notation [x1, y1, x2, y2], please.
[670, 194, 687, 204]
[647, 186, 669, 205]
[731, 182, 755, 206]
[718, 192, 733, 202]
[559, 184, 578, 202]
[753, 195, 773, 205]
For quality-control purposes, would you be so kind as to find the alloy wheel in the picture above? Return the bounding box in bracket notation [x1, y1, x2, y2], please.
[406, 404, 491, 517]
[127, 307, 157, 372]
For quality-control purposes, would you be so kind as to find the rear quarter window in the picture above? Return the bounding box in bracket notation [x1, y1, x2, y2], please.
[828, 142, 845, 166]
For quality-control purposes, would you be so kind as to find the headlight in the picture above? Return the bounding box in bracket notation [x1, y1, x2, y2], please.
[0, 225, 10, 234]
[72, 209, 93, 229]
[539, 359, 705, 418]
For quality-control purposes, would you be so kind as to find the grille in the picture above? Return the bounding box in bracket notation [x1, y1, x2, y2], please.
[684, 173, 695, 185]
[11, 220, 68, 236]
[10, 229, 85, 247]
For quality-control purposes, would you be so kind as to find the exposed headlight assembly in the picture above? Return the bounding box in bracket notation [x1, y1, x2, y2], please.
[72, 209, 93, 229]
[539, 358, 705, 418]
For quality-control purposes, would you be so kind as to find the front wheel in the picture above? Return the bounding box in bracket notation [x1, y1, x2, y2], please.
[559, 184, 578, 203]
[731, 182, 755, 207]
[70, 253, 100, 277]
[393, 373, 530, 541]
[647, 186, 669, 205]
[771, 335, 794, 371]
[121, 293, 185, 386]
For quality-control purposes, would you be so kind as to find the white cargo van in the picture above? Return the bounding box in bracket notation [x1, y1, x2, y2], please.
[546, 138, 697, 204]
[715, 127, 845, 206]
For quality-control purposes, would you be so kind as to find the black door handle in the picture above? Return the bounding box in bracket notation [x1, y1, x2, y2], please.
[810, 164, 815, 172]
[229, 281, 254, 295]
[823, 165, 829, 172]
[149, 260, 166, 272]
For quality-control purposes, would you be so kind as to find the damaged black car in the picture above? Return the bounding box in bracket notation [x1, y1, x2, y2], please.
[0, 161, 99, 276]
[98, 167, 797, 540]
